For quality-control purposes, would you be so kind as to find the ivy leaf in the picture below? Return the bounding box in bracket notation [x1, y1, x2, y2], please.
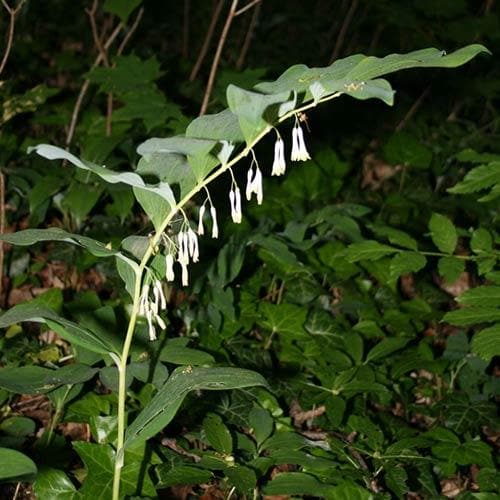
[73, 442, 156, 498]
[365, 337, 411, 363]
[155, 465, 213, 488]
[33, 468, 77, 499]
[259, 302, 308, 339]
[429, 213, 457, 254]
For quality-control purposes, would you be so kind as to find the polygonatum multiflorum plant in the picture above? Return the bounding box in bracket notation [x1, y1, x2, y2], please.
[0, 44, 489, 499]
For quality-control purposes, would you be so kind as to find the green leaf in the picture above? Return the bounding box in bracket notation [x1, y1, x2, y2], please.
[438, 256, 465, 282]
[125, 367, 267, 449]
[159, 343, 215, 366]
[155, 465, 213, 488]
[0, 447, 37, 482]
[263, 472, 333, 496]
[103, 0, 141, 23]
[0, 364, 97, 395]
[33, 468, 77, 499]
[456, 286, 500, 308]
[471, 228, 493, 253]
[471, 324, 500, 362]
[448, 162, 500, 194]
[0, 302, 119, 355]
[0, 228, 116, 258]
[29, 144, 176, 207]
[73, 442, 156, 498]
[249, 407, 274, 446]
[226, 85, 292, 143]
[345, 240, 398, 262]
[0, 417, 36, 437]
[259, 302, 308, 338]
[225, 465, 257, 493]
[203, 413, 233, 454]
[186, 109, 245, 142]
[389, 252, 426, 280]
[429, 213, 457, 254]
[365, 337, 410, 363]
[443, 308, 500, 326]
[368, 224, 418, 250]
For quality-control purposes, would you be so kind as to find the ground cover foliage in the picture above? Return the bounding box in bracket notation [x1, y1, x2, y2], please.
[0, 1, 499, 498]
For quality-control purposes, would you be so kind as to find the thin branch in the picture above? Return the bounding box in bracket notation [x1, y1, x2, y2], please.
[86, 0, 109, 67]
[189, 0, 225, 82]
[395, 85, 431, 132]
[65, 22, 123, 148]
[330, 0, 359, 63]
[234, 0, 261, 17]
[117, 6, 144, 55]
[200, 0, 239, 115]
[236, 0, 261, 69]
[0, 0, 26, 75]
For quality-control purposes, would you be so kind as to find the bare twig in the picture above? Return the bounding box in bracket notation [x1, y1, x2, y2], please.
[0, 0, 26, 75]
[182, 0, 190, 58]
[368, 23, 385, 54]
[236, 0, 261, 69]
[330, 0, 359, 63]
[200, 0, 239, 115]
[117, 6, 144, 55]
[234, 0, 261, 16]
[65, 22, 122, 148]
[189, 0, 225, 82]
[86, 0, 109, 66]
[395, 85, 431, 132]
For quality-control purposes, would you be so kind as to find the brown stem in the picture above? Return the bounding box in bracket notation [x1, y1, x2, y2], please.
[106, 93, 113, 136]
[200, 0, 239, 115]
[0, 0, 26, 75]
[330, 0, 359, 63]
[234, 0, 261, 16]
[117, 7, 144, 55]
[236, 0, 261, 69]
[86, 0, 109, 67]
[189, 0, 225, 82]
[395, 85, 431, 132]
[65, 23, 122, 148]
[368, 23, 385, 55]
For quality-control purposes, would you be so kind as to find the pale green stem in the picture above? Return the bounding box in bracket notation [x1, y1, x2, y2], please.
[111, 91, 342, 499]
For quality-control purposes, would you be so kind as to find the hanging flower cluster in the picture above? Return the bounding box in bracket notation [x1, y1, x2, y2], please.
[138, 280, 167, 341]
[142, 116, 311, 307]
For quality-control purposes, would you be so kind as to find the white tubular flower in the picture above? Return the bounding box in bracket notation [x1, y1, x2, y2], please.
[254, 167, 263, 205]
[138, 284, 150, 316]
[177, 231, 189, 265]
[180, 261, 189, 286]
[151, 285, 159, 315]
[165, 253, 175, 282]
[229, 186, 242, 223]
[210, 206, 219, 238]
[291, 125, 300, 161]
[187, 228, 199, 263]
[272, 137, 286, 176]
[155, 313, 167, 330]
[246, 167, 254, 201]
[291, 123, 311, 161]
[198, 205, 206, 235]
[154, 280, 167, 310]
[246, 167, 263, 205]
[146, 308, 156, 341]
[296, 124, 311, 161]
